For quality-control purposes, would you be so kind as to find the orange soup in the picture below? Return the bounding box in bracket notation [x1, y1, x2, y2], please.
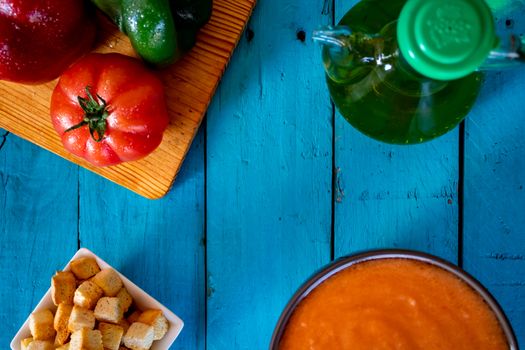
[279, 258, 509, 350]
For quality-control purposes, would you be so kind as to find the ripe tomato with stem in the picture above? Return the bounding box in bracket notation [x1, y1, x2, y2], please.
[51, 53, 170, 167]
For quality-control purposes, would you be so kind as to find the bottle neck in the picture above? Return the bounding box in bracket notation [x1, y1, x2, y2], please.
[313, 25, 397, 84]
[313, 22, 439, 84]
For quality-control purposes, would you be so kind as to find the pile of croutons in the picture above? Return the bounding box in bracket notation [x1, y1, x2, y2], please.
[21, 257, 169, 350]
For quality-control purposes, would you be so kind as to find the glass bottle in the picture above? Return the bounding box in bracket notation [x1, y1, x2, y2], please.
[313, 0, 525, 144]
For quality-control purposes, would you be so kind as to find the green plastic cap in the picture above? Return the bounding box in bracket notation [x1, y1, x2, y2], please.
[397, 0, 496, 80]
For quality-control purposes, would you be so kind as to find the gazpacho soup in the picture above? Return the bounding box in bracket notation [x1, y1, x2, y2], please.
[278, 258, 510, 349]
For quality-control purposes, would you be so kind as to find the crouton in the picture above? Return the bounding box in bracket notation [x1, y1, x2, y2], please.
[137, 309, 168, 340]
[26, 340, 54, 350]
[29, 309, 55, 340]
[54, 303, 73, 345]
[122, 322, 154, 350]
[94, 297, 123, 323]
[68, 305, 95, 332]
[51, 271, 76, 305]
[116, 287, 133, 313]
[21, 337, 33, 350]
[69, 328, 103, 350]
[99, 322, 124, 350]
[74, 280, 103, 309]
[91, 269, 123, 297]
[127, 310, 141, 324]
[69, 257, 100, 280]
[56, 344, 70, 350]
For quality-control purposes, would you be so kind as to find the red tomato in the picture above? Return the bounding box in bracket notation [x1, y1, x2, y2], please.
[0, 0, 96, 84]
[51, 53, 170, 167]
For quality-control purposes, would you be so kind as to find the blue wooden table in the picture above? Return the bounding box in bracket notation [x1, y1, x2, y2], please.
[1, 0, 524, 348]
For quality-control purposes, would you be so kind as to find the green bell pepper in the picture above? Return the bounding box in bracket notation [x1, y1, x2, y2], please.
[121, 0, 178, 66]
[92, 0, 213, 65]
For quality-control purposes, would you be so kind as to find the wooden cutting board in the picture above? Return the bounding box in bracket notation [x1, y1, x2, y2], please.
[0, 0, 256, 199]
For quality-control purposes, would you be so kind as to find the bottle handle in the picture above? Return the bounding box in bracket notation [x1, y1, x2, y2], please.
[312, 26, 353, 48]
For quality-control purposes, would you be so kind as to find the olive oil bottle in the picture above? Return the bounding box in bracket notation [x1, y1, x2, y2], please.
[313, 0, 518, 144]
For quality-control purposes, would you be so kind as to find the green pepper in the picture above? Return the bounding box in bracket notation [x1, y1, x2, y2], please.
[172, 0, 213, 52]
[92, 0, 178, 66]
[121, 0, 178, 66]
[91, 0, 212, 64]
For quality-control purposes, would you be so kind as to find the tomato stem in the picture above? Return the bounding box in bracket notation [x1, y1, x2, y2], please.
[65, 86, 109, 142]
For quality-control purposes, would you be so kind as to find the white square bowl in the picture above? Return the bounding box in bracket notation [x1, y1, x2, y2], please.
[10, 247, 184, 350]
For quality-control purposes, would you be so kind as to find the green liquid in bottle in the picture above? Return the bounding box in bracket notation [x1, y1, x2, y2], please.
[327, 0, 483, 144]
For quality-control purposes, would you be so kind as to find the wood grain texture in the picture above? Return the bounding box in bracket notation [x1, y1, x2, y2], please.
[0, 0, 256, 199]
[0, 134, 78, 344]
[205, 1, 333, 348]
[463, 8, 525, 346]
[333, 0, 460, 263]
[76, 129, 206, 350]
[464, 67, 525, 346]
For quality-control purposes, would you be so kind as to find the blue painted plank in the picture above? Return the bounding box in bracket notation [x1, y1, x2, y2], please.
[463, 5, 525, 346]
[77, 129, 205, 350]
[463, 22, 525, 350]
[205, 1, 333, 348]
[0, 133, 78, 346]
[333, 0, 460, 263]
[464, 74, 525, 346]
